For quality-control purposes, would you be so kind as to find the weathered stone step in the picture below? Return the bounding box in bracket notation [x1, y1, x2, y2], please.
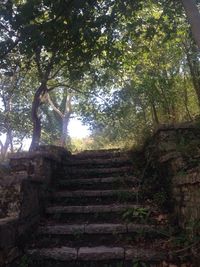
[53, 189, 138, 198]
[38, 223, 164, 235]
[45, 204, 152, 224]
[57, 176, 138, 190]
[36, 223, 167, 247]
[27, 246, 167, 263]
[46, 204, 147, 215]
[35, 222, 167, 248]
[73, 149, 126, 159]
[52, 189, 139, 205]
[65, 157, 132, 168]
[64, 166, 134, 178]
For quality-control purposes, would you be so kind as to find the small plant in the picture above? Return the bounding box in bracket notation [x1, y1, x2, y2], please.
[185, 219, 200, 242]
[19, 255, 30, 267]
[132, 260, 148, 267]
[171, 220, 200, 258]
[122, 207, 150, 223]
[73, 229, 83, 240]
[176, 169, 187, 177]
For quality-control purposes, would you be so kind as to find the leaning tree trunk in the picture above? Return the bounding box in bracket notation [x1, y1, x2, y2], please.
[29, 83, 47, 151]
[60, 95, 72, 147]
[60, 113, 71, 147]
[185, 46, 200, 106]
[151, 102, 160, 125]
[46, 92, 72, 147]
[0, 133, 10, 160]
[181, 0, 200, 49]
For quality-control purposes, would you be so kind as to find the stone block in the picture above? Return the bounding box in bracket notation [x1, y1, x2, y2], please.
[85, 224, 126, 234]
[78, 246, 124, 261]
[28, 247, 77, 261]
[39, 224, 84, 235]
[19, 180, 40, 219]
[0, 217, 17, 249]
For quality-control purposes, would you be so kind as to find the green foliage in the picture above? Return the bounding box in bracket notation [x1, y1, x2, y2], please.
[19, 255, 30, 267]
[132, 261, 148, 267]
[0, 0, 200, 151]
[164, 220, 200, 264]
[122, 207, 150, 223]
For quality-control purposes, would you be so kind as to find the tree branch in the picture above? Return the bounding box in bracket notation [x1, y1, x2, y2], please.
[46, 93, 64, 118]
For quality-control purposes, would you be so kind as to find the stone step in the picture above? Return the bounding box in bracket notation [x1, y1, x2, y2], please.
[73, 149, 126, 159]
[45, 204, 152, 224]
[35, 223, 167, 248]
[56, 176, 138, 190]
[27, 246, 167, 263]
[53, 189, 138, 198]
[65, 157, 132, 168]
[46, 204, 148, 215]
[38, 223, 164, 235]
[51, 189, 139, 205]
[64, 166, 134, 178]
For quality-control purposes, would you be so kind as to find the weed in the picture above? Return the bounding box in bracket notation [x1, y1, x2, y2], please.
[19, 255, 30, 267]
[122, 207, 150, 223]
[132, 261, 148, 267]
[73, 229, 83, 240]
[171, 220, 200, 256]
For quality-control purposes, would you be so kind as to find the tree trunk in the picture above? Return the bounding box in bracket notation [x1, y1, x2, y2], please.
[151, 101, 160, 125]
[46, 92, 72, 147]
[29, 83, 47, 151]
[8, 131, 14, 153]
[1, 133, 11, 160]
[185, 46, 200, 106]
[183, 77, 193, 121]
[181, 0, 200, 49]
[60, 114, 71, 146]
[60, 95, 72, 147]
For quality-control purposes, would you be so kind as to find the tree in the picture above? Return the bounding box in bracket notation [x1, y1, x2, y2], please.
[75, 1, 200, 149]
[2, 0, 163, 149]
[45, 90, 72, 147]
[0, 0, 117, 149]
[1, 0, 200, 152]
[0, 56, 33, 158]
[181, 0, 200, 49]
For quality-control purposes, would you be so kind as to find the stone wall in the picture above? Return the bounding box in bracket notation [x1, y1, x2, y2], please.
[0, 146, 70, 266]
[144, 122, 200, 230]
[0, 175, 22, 219]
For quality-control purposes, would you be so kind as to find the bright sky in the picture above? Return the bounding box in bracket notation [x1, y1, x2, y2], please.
[68, 118, 90, 138]
[0, 118, 90, 151]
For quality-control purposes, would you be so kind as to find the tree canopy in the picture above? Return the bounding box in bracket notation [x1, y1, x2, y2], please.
[0, 0, 200, 154]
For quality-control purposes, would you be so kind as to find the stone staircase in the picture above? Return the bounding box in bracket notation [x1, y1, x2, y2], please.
[25, 149, 170, 267]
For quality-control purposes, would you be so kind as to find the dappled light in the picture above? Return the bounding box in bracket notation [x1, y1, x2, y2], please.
[0, 0, 200, 154]
[0, 1, 200, 266]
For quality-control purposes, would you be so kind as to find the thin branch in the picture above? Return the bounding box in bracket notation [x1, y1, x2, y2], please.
[48, 82, 110, 108]
[65, 94, 72, 114]
[0, 140, 3, 148]
[34, 49, 43, 80]
[47, 82, 116, 126]
[17, 133, 27, 152]
[49, 63, 68, 80]
[171, 240, 200, 255]
[0, 21, 19, 38]
[45, 51, 57, 80]
[46, 93, 64, 118]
